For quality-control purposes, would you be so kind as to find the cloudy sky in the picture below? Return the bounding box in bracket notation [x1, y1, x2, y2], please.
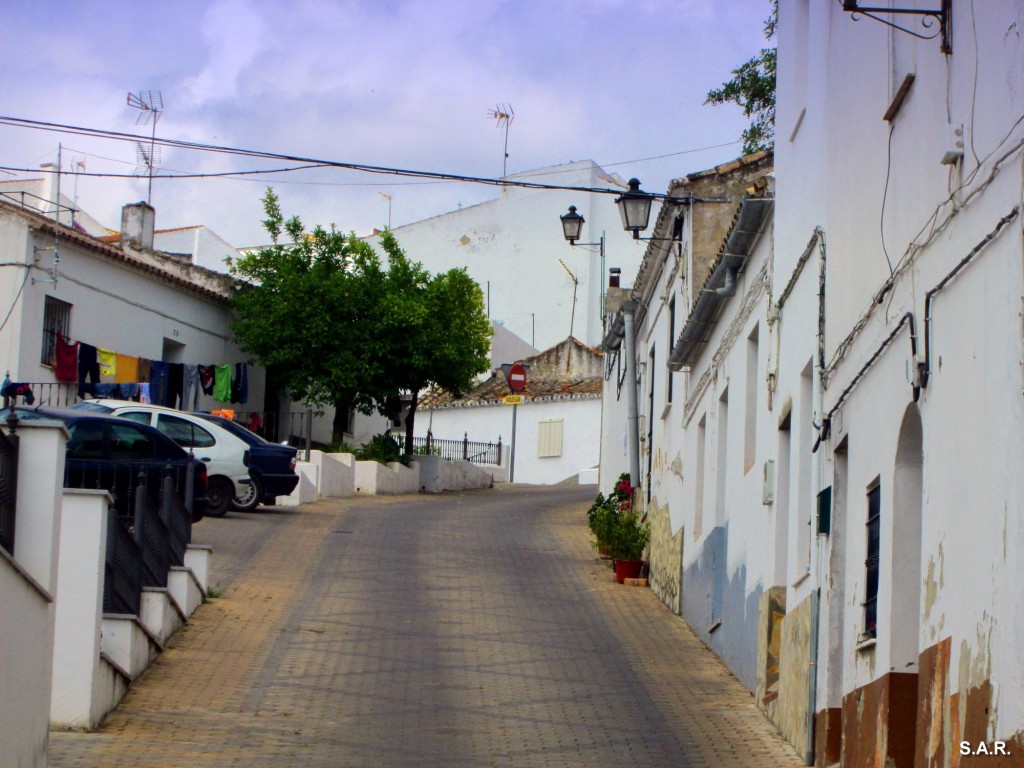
[1, 0, 773, 247]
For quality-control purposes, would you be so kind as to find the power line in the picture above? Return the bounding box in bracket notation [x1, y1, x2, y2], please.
[0, 114, 710, 201]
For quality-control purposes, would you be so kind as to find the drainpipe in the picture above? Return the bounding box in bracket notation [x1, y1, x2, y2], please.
[621, 300, 641, 489]
[806, 587, 820, 766]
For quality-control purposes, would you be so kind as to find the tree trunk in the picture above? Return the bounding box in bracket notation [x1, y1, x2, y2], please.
[331, 397, 352, 447]
[403, 390, 418, 456]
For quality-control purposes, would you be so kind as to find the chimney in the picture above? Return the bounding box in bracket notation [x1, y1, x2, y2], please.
[120, 202, 155, 251]
[609, 267, 621, 288]
[39, 163, 58, 220]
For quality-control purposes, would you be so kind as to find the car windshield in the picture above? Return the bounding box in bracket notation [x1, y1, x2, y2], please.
[69, 401, 115, 413]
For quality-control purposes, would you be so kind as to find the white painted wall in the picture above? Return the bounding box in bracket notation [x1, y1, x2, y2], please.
[0, 551, 52, 768]
[365, 161, 647, 351]
[774, 0, 1024, 753]
[422, 396, 601, 485]
[0, 204, 266, 412]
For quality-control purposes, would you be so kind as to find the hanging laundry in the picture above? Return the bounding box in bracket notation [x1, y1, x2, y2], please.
[55, 334, 79, 382]
[114, 353, 139, 384]
[94, 383, 120, 398]
[198, 365, 215, 395]
[249, 412, 263, 435]
[1, 377, 35, 405]
[182, 364, 200, 411]
[213, 364, 233, 403]
[137, 357, 151, 383]
[231, 363, 248, 404]
[77, 343, 100, 398]
[139, 383, 151, 403]
[98, 348, 117, 383]
[167, 363, 185, 409]
[119, 383, 140, 400]
[149, 361, 169, 406]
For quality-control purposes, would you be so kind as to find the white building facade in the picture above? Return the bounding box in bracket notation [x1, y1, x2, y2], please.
[366, 161, 648, 351]
[603, 3, 1024, 766]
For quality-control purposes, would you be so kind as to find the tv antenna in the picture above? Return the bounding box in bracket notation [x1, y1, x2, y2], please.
[487, 103, 514, 177]
[127, 90, 163, 204]
[557, 258, 580, 341]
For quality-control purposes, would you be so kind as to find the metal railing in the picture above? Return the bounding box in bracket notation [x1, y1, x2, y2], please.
[66, 461, 194, 616]
[412, 432, 503, 465]
[0, 427, 18, 556]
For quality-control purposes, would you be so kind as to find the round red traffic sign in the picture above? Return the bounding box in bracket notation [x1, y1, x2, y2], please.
[507, 363, 527, 392]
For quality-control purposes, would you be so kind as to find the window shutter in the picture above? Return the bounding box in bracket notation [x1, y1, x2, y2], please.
[537, 419, 563, 458]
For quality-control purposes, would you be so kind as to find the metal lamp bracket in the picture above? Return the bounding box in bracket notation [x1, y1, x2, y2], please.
[841, 0, 951, 54]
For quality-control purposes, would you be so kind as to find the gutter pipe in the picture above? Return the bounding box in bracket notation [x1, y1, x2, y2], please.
[621, 300, 641, 489]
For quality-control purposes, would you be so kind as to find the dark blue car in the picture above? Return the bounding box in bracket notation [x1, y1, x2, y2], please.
[193, 413, 299, 510]
[2, 406, 209, 523]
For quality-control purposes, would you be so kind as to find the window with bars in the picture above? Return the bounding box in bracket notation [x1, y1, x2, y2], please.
[863, 482, 881, 639]
[41, 295, 72, 366]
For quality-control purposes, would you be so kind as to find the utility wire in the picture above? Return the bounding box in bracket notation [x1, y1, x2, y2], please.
[0, 114, 711, 201]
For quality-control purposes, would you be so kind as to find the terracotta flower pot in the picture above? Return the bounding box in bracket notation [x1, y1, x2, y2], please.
[614, 559, 644, 584]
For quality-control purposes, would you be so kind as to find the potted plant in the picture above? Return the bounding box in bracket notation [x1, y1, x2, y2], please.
[586, 474, 633, 556]
[608, 509, 650, 584]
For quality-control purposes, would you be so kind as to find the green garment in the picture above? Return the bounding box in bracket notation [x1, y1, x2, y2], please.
[213, 364, 233, 403]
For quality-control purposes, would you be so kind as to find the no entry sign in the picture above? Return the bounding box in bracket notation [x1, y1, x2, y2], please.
[506, 363, 527, 392]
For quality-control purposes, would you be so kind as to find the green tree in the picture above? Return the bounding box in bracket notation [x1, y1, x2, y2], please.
[230, 189, 491, 451]
[705, 0, 777, 154]
[367, 230, 492, 454]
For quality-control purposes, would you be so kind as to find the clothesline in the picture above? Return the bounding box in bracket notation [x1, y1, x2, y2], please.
[54, 333, 249, 408]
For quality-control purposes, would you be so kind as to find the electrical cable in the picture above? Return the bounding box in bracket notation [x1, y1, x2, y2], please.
[879, 123, 896, 276]
[0, 163, 330, 180]
[0, 268, 31, 335]
[0, 114, 718, 201]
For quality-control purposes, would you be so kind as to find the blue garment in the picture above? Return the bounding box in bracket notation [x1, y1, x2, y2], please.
[118, 383, 140, 399]
[149, 361, 170, 406]
[231, 363, 248, 404]
[94, 383, 120, 398]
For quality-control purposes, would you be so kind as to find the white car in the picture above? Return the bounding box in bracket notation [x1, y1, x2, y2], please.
[71, 399, 251, 517]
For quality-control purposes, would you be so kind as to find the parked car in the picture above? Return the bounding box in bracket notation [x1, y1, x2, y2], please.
[71, 399, 251, 517]
[0, 406, 209, 523]
[193, 413, 299, 510]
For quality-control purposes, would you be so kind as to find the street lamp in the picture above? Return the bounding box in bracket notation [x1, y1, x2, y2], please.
[614, 178, 654, 239]
[559, 205, 585, 245]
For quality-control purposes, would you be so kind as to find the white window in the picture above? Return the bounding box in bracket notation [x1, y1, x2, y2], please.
[537, 419, 563, 458]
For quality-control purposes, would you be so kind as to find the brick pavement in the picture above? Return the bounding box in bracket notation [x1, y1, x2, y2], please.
[48, 485, 802, 767]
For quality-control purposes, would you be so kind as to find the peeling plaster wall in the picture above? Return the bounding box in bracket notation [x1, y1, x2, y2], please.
[777, 592, 813, 762]
[646, 496, 682, 614]
[775, 1, 1024, 763]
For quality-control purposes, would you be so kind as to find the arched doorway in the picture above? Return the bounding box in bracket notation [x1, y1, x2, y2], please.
[890, 403, 923, 670]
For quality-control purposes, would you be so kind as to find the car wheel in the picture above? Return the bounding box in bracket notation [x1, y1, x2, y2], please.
[231, 475, 263, 512]
[206, 477, 233, 517]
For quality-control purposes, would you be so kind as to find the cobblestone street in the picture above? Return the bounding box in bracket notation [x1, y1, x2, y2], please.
[49, 486, 802, 767]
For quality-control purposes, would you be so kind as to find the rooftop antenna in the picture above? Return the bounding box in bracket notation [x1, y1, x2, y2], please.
[487, 103, 514, 177]
[557, 258, 580, 342]
[127, 90, 163, 204]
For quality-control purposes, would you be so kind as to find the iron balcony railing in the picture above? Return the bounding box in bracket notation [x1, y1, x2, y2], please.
[412, 432, 503, 465]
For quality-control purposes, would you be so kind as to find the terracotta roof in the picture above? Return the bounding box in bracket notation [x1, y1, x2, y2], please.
[0, 199, 239, 304]
[420, 373, 602, 409]
[421, 336, 604, 409]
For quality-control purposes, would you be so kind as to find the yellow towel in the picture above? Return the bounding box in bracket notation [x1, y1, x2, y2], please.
[98, 348, 117, 383]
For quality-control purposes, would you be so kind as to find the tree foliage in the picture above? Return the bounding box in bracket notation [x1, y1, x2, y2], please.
[230, 189, 492, 450]
[705, 0, 777, 154]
